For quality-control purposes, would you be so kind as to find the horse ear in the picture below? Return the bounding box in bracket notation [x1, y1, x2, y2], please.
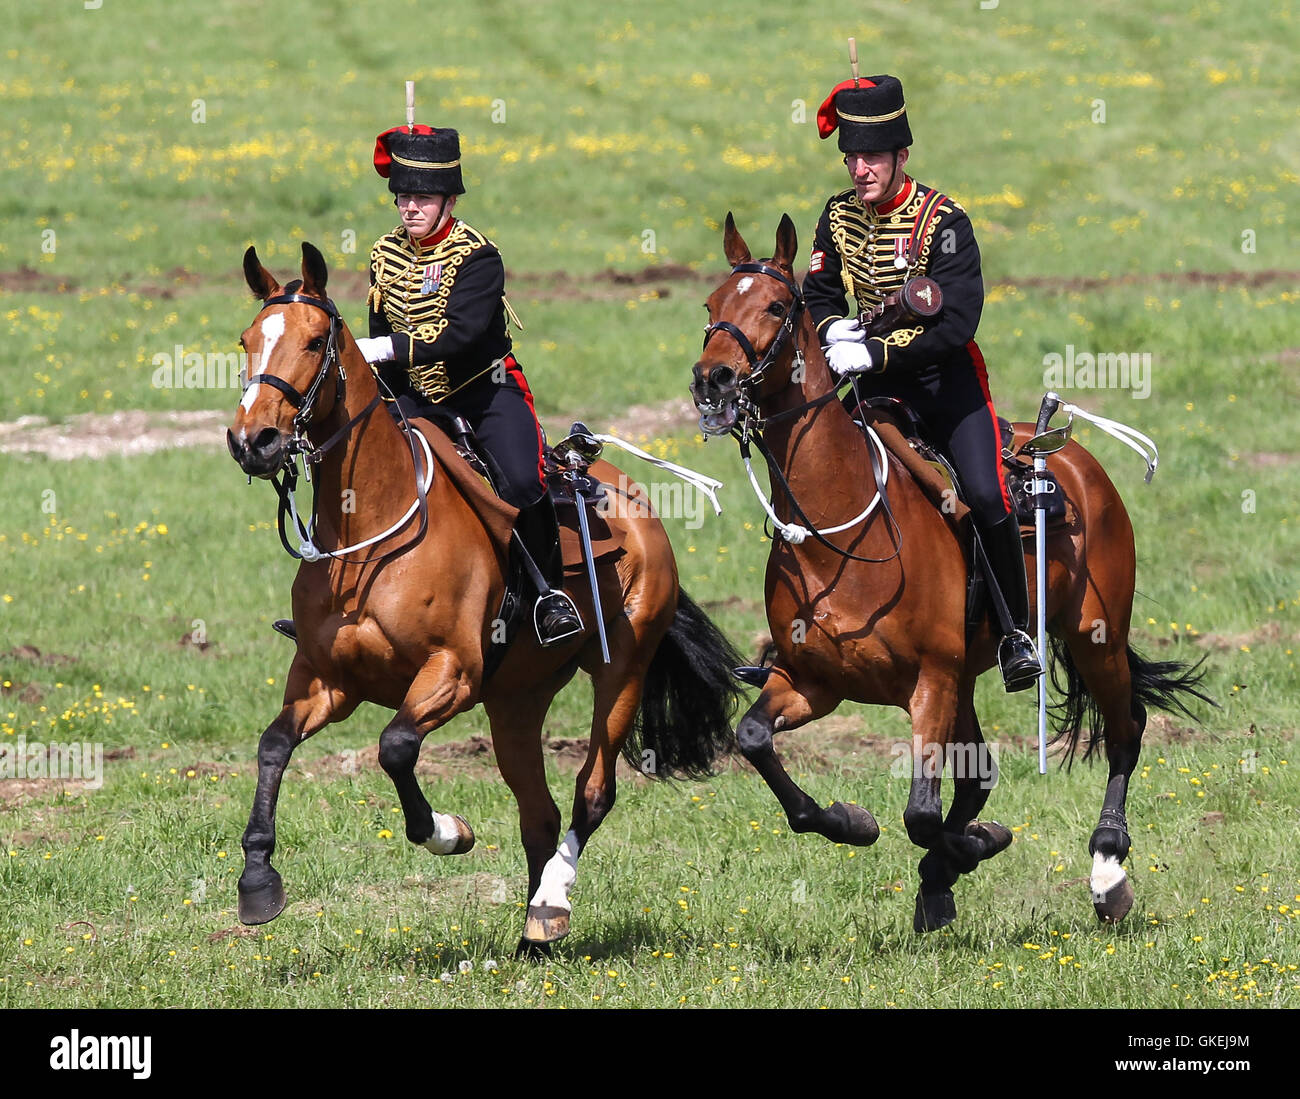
[773, 213, 798, 270]
[243, 246, 281, 301]
[300, 242, 328, 297]
[723, 212, 751, 267]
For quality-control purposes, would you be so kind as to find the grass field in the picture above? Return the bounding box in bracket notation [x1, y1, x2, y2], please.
[2, 0, 1298, 1015]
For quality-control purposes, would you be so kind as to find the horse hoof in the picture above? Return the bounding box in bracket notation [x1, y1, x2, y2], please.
[1093, 873, 1135, 924]
[237, 873, 287, 926]
[515, 937, 553, 962]
[965, 820, 1013, 860]
[824, 801, 880, 847]
[422, 815, 476, 856]
[522, 905, 571, 944]
[913, 890, 957, 933]
[449, 815, 475, 854]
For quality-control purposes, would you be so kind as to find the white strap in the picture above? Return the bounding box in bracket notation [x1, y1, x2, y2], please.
[593, 433, 725, 516]
[743, 425, 890, 545]
[1057, 401, 1159, 483]
[292, 427, 434, 562]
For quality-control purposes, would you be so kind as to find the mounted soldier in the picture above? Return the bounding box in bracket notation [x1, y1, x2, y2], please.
[803, 67, 1042, 692]
[354, 115, 583, 647]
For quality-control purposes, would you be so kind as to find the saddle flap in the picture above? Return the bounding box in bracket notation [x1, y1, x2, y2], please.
[547, 464, 627, 576]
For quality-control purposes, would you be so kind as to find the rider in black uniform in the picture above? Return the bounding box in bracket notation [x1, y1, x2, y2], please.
[356, 122, 582, 647]
[803, 73, 1041, 691]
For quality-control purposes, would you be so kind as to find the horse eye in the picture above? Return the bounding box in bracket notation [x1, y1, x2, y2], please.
[767, 301, 787, 318]
[307, 336, 325, 352]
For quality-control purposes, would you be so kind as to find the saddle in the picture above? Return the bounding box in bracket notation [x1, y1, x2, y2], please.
[399, 406, 626, 677]
[855, 397, 1070, 529]
[853, 397, 1072, 649]
[403, 404, 626, 574]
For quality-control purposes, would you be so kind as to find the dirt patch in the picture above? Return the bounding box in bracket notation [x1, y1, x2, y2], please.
[991, 269, 1300, 294]
[1242, 451, 1298, 468]
[508, 264, 718, 303]
[0, 682, 45, 704]
[0, 266, 78, 294]
[1193, 620, 1294, 652]
[1, 646, 78, 667]
[0, 778, 97, 805]
[403, 870, 511, 906]
[0, 410, 228, 461]
[603, 397, 700, 441]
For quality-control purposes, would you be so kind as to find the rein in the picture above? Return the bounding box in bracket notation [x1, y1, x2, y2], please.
[706, 262, 902, 564]
[244, 292, 431, 565]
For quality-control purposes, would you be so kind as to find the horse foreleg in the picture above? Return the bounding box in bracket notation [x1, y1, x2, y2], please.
[736, 673, 879, 846]
[239, 663, 348, 925]
[379, 652, 477, 855]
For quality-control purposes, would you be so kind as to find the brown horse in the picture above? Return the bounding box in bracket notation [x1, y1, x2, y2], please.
[690, 215, 1210, 931]
[227, 242, 741, 954]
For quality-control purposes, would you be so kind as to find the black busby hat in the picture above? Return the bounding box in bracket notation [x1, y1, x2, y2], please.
[373, 125, 465, 196]
[817, 74, 912, 154]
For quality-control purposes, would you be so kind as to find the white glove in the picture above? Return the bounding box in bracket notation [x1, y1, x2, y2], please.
[355, 336, 395, 364]
[824, 317, 865, 345]
[826, 341, 877, 375]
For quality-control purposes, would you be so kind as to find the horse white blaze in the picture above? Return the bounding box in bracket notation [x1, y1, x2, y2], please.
[736, 276, 754, 295]
[529, 829, 581, 912]
[240, 312, 285, 412]
[421, 812, 465, 855]
[1090, 850, 1126, 901]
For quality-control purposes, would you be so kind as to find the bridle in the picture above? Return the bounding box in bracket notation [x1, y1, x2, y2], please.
[245, 292, 351, 443]
[700, 261, 903, 564]
[241, 292, 429, 565]
[701, 262, 806, 423]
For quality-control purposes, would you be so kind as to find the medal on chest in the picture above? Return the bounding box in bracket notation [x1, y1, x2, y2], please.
[893, 237, 910, 270]
[420, 262, 443, 295]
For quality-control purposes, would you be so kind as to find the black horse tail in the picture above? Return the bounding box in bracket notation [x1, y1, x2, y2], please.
[1048, 638, 1217, 766]
[624, 589, 745, 779]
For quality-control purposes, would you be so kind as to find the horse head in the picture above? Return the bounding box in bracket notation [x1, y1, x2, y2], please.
[691, 212, 802, 435]
[228, 242, 348, 478]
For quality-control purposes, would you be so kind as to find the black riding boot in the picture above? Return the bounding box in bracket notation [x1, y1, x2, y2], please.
[515, 496, 583, 647]
[980, 513, 1043, 693]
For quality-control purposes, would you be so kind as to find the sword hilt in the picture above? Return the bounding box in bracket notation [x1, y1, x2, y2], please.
[1035, 391, 1060, 436]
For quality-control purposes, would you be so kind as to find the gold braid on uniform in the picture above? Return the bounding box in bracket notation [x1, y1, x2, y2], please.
[368, 221, 499, 401]
[828, 182, 959, 325]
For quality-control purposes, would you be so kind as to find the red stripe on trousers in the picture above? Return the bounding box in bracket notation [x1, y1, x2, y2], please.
[505, 355, 547, 492]
[967, 340, 1014, 516]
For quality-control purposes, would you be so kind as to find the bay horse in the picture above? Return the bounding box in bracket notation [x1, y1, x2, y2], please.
[690, 215, 1210, 932]
[227, 242, 741, 954]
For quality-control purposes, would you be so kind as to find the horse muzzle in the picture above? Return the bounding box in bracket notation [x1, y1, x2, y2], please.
[227, 424, 290, 479]
[691, 363, 741, 436]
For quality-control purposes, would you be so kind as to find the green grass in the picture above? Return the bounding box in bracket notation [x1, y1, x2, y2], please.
[2, 0, 1298, 1009]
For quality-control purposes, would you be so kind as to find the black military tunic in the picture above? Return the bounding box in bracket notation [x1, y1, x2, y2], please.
[803, 176, 1013, 525]
[367, 217, 546, 509]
